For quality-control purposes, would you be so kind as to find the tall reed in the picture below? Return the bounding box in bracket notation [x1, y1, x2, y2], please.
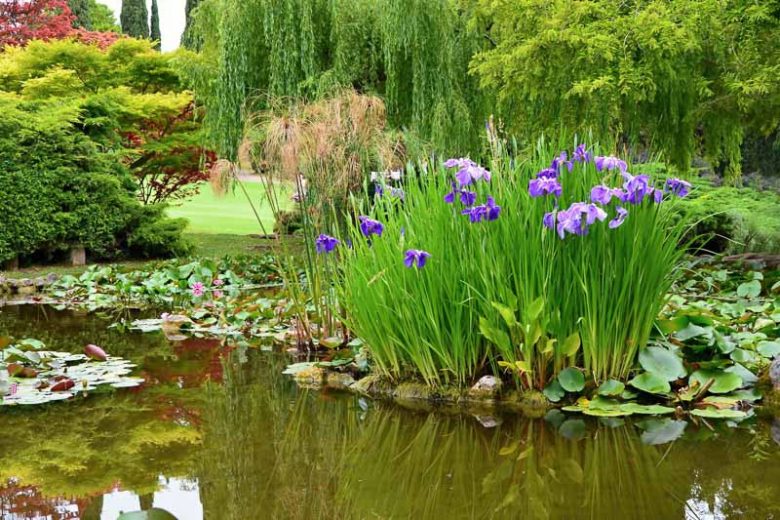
[339, 137, 689, 387]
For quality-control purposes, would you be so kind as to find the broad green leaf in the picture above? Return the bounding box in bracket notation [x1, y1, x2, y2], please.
[479, 318, 511, 352]
[689, 369, 742, 394]
[526, 297, 545, 322]
[628, 372, 671, 394]
[736, 280, 761, 299]
[491, 302, 519, 330]
[724, 363, 757, 386]
[729, 348, 758, 364]
[619, 403, 676, 415]
[638, 347, 686, 381]
[583, 408, 628, 417]
[514, 360, 532, 373]
[557, 368, 585, 392]
[560, 332, 581, 357]
[588, 396, 620, 410]
[543, 380, 565, 403]
[691, 408, 747, 419]
[597, 379, 625, 397]
[675, 324, 711, 342]
[656, 316, 689, 334]
[757, 340, 780, 358]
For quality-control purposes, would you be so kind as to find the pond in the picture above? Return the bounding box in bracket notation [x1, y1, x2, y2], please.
[0, 305, 778, 520]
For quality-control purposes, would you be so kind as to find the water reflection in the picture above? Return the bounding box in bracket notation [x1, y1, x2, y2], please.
[0, 306, 778, 519]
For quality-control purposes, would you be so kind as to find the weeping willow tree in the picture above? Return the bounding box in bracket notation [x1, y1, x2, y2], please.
[188, 0, 489, 160]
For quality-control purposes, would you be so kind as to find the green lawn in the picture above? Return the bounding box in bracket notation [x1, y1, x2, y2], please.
[167, 181, 286, 235]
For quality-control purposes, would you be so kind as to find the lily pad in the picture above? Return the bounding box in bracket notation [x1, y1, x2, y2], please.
[690, 408, 747, 420]
[619, 403, 676, 415]
[557, 368, 585, 393]
[638, 347, 686, 381]
[689, 369, 743, 394]
[757, 340, 780, 358]
[628, 372, 671, 394]
[597, 379, 625, 397]
[724, 363, 757, 386]
[543, 380, 565, 403]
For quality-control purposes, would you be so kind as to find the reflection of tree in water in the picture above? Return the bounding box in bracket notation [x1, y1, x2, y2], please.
[0, 393, 201, 517]
[200, 356, 780, 520]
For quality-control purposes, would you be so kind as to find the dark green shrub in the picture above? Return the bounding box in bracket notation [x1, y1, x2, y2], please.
[127, 207, 193, 258]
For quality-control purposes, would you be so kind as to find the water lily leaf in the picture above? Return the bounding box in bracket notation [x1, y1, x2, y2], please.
[689, 369, 742, 394]
[656, 316, 689, 334]
[558, 419, 587, 440]
[638, 419, 687, 445]
[557, 368, 585, 393]
[582, 408, 628, 417]
[723, 363, 757, 387]
[690, 408, 747, 420]
[588, 396, 620, 410]
[597, 379, 625, 397]
[17, 338, 45, 350]
[675, 324, 711, 342]
[628, 372, 671, 394]
[543, 380, 565, 403]
[730, 348, 759, 364]
[736, 280, 761, 299]
[757, 340, 780, 358]
[701, 396, 739, 408]
[619, 403, 676, 415]
[639, 347, 686, 381]
[620, 389, 638, 400]
[728, 388, 762, 402]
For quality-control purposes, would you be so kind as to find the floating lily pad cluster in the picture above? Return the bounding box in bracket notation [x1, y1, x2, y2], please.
[1, 340, 144, 406]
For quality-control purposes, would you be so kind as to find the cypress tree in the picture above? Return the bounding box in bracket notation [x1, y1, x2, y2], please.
[120, 0, 149, 39]
[68, 0, 92, 29]
[150, 0, 161, 50]
[180, 0, 201, 49]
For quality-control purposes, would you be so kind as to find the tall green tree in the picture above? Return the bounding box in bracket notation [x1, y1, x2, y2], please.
[150, 0, 160, 49]
[120, 0, 149, 38]
[469, 0, 780, 183]
[68, 0, 92, 29]
[181, 0, 201, 49]
[189, 0, 488, 160]
[88, 0, 119, 32]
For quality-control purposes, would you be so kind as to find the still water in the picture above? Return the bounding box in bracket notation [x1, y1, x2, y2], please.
[0, 305, 778, 520]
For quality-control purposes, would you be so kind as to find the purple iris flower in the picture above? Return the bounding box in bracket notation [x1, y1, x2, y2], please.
[590, 185, 613, 205]
[535, 166, 559, 179]
[389, 187, 405, 200]
[461, 196, 501, 223]
[358, 216, 384, 237]
[608, 206, 628, 229]
[543, 212, 556, 229]
[651, 188, 663, 204]
[404, 249, 431, 269]
[572, 144, 592, 163]
[529, 176, 562, 197]
[315, 234, 340, 254]
[665, 178, 692, 197]
[554, 202, 607, 238]
[444, 183, 476, 206]
[595, 156, 628, 173]
[551, 151, 573, 173]
[622, 173, 652, 204]
[444, 158, 491, 186]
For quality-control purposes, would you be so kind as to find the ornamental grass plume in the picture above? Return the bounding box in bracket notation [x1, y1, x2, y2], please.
[340, 138, 690, 388]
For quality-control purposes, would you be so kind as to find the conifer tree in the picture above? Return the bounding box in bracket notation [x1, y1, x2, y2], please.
[180, 0, 200, 49]
[68, 0, 91, 29]
[120, 0, 148, 38]
[150, 0, 160, 49]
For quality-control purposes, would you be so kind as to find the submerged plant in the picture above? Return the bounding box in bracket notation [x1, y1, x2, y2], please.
[339, 138, 690, 388]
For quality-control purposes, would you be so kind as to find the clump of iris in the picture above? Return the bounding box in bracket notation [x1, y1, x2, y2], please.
[534, 148, 692, 239]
